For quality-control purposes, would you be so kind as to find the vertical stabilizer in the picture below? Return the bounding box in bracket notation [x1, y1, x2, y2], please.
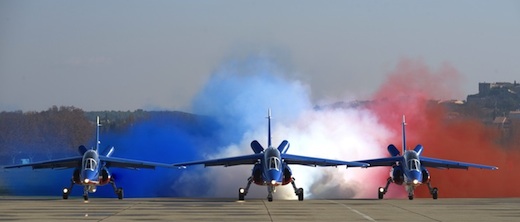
[96, 116, 101, 151]
[402, 115, 406, 153]
[267, 109, 272, 147]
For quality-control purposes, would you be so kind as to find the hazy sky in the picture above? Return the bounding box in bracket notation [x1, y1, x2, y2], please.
[1, 0, 519, 112]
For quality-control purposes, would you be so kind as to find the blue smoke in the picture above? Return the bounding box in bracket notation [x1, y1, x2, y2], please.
[0, 56, 317, 198]
[0, 112, 226, 198]
[192, 56, 311, 138]
[90, 112, 225, 198]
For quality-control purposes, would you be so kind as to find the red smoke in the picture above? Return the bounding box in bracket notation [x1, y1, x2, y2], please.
[367, 58, 520, 198]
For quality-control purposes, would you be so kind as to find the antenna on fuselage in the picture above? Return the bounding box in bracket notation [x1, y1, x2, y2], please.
[402, 115, 406, 153]
[267, 109, 272, 147]
[95, 116, 101, 151]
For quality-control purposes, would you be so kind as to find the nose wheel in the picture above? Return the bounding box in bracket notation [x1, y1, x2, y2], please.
[83, 186, 89, 201]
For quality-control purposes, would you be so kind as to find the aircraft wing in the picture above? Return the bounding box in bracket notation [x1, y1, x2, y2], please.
[351, 156, 403, 167]
[100, 156, 172, 169]
[3, 156, 82, 169]
[420, 157, 498, 170]
[281, 154, 369, 167]
[173, 153, 264, 167]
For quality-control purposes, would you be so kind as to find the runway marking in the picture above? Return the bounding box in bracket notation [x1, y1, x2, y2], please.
[262, 200, 274, 222]
[328, 200, 377, 222]
[386, 202, 441, 222]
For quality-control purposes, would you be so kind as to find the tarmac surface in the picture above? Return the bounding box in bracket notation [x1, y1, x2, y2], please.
[0, 197, 519, 221]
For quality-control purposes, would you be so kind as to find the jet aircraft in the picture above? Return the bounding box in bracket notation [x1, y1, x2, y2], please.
[4, 116, 171, 200]
[354, 115, 498, 200]
[173, 109, 369, 201]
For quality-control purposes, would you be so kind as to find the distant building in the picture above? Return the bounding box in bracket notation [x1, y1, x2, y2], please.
[475, 81, 519, 96]
[467, 81, 520, 113]
[509, 110, 520, 120]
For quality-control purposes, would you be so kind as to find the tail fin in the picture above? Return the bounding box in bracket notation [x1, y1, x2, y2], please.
[267, 109, 272, 147]
[95, 116, 101, 151]
[402, 115, 406, 153]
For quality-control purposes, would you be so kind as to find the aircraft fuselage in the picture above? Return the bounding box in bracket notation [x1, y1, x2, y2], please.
[261, 147, 283, 186]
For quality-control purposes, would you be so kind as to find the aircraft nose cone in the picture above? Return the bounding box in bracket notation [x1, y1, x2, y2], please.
[82, 170, 98, 184]
[267, 169, 281, 185]
[408, 170, 422, 185]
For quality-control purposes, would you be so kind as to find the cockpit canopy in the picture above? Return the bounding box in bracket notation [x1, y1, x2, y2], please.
[269, 157, 280, 170]
[82, 150, 99, 171]
[404, 151, 420, 171]
[84, 158, 98, 171]
[408, 159, 420, 171]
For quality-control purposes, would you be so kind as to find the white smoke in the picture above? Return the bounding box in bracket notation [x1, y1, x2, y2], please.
[180, 56, 394, 199]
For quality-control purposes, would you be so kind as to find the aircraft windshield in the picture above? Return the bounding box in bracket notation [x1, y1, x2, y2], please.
[408, 159, 420, 171]
[84, 158, 97, 171]
[269, 157, 280, 170]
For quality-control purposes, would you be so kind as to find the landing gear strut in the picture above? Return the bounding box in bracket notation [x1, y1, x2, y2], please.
[110, 178, 124, 200]
[83, 186, 89, 200]
[62, 179, 75, 200]
[238, 177, 253, 201]
[377, 177, 392, 199]
[427, 181, 438, 199]
[291, 177, 304, 201]
[267, 186, 274, 202]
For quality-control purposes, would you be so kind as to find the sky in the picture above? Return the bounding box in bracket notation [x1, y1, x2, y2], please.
[1, 0, 519, 112]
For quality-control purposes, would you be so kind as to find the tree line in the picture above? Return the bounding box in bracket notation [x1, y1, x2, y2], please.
[0, 106, 94, 164]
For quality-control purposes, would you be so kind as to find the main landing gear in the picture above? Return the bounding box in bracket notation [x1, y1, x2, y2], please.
[110, 178, 124, 200]
[61, 178, 124, 200]
[291, 177, 304, 201]
[377, 177, 392, 199]
[238, 177, 253, 201]
[427, 181, 438, 199]
[377, 177, 439, 200]
[238, 176, 304, 202]
[62, 178, 75, 200]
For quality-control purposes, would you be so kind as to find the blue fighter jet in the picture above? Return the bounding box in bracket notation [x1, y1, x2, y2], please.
[4, 116, 171, 200]
[174, 109, 369, 201]
[355, 115, 498, 200]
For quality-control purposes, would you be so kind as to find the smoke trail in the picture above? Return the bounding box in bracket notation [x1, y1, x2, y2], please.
[0, 112, 226, 198]
[5, 57, 514, 199]
[367, 58, 520, 198]
[176, 56, 391, 199]
[91, 112, 226, 198]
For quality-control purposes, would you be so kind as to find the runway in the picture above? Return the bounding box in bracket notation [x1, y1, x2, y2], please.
[1, 197, 519, 221]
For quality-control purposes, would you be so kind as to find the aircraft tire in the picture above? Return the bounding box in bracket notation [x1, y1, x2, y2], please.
[432, 187, 438, 199]
[62, 188, 69, 199]
[83, 195, 88, 201]
[408, 195, 413, 200]
[378, 192, 384, 200]
[117, 188, 124, 200]
[297, 188, 304, 201]
[238, 188, 245, 201]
